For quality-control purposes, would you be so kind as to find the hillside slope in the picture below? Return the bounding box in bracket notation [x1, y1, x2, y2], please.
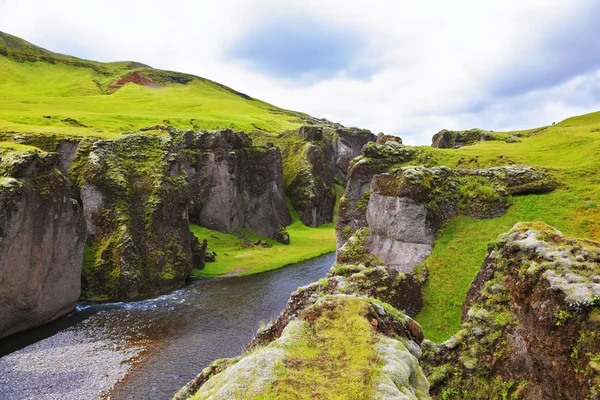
[0, 31, 310, 137]
[413, 111, 600, 341]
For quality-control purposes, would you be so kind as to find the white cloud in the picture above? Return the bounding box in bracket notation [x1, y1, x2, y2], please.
[1, 0, 599, 145]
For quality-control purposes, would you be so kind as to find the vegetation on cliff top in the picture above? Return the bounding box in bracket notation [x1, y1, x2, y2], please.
[414, 110, 600, 342]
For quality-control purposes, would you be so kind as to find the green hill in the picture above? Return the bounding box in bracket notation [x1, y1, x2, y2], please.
[414, 111, 600, 341]
[0, 31, 308, 139]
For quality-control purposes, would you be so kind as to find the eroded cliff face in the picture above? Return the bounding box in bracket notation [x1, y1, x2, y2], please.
[177, 129, 291, 242]
[0, 148, 85, 339]
[74, 129, 291, 301]
[282, 125, 377, 227]
[422, 223, 600, 399]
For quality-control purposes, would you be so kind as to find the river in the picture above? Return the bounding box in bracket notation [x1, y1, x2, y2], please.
[0, 253, 336, 400]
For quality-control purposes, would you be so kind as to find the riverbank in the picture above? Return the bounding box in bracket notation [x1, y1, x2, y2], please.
[0, 253, 336, 400]
[190, 205, 337, 278]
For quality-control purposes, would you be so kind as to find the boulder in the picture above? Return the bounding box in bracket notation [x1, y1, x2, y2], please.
[0, 149, 85, 338]
[431, 128, 494, 148]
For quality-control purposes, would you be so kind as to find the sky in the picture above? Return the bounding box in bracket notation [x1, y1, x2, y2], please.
[1, 0, 600, 145]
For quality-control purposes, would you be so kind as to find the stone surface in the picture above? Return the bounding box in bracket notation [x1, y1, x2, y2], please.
[339, 160, 556, 275]
[0, 149, 85, 338]
[423, 223, 600, 399]
[336, 141, 417, 249]
[181, 129, 291, 240]
[177, 290, 429, 400]
[331, 127, 377, 183]
[431, 128, 494, 148]
[285, 142, 336, 227]
[73, 129, 291, 300]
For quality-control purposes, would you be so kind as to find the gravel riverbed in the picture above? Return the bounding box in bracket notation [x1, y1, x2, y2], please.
[0, 317, 144, 400]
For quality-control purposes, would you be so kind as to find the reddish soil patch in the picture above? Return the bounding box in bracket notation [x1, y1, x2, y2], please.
[109, 72, 161, 91]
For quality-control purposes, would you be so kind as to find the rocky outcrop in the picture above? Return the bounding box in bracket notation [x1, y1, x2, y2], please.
[284, 140, 336, 227]
[338, 145, 557, 274]
[178, 129, 291, 240]
[330, 127, 377, 183]
[431, 129, 495, 148]
[422, 223, 600, 399]
[0, 148, 85, 339]
[279, 125, 376, 227]
[377, 132, 402, 145]
[75, 129, 291, 301]
[175, 262, 430, 400]
[336, 141, 418, 249]
[77, 135, 196, 300]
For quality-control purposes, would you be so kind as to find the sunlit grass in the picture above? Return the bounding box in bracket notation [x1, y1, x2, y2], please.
[415, 111, 600, 342]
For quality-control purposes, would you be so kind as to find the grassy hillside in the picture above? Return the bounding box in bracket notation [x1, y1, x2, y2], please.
[0, 31, 307, 137]
[415, 111, 600, 342]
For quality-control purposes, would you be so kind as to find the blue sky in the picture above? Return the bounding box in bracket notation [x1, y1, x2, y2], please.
[1, 0, 600, 145]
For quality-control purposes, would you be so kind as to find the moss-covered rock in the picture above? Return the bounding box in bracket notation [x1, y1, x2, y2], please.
[422, 223, 600, 399]
[74, 129, 292, 301]
[0, 145, 85, 338]
[339, 162, 555, 274]
[431, 129, 496, 148]
[177, 293, 430, 400]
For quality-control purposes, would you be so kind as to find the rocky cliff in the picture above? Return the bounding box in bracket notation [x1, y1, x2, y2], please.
[421, 222, 600, 399]
[280, 125, 377, 227]
[72, 129, 291, 301]
[337, 140, 556, 274]
[0, 146, 85, 339]
[177, 129, 291, 242]
[431, 129, 495, 148]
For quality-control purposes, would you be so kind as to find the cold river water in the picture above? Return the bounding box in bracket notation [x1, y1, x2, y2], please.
[0, 253, 336, 400]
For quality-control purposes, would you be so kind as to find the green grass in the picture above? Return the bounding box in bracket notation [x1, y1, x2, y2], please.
[415, 111, 600, 342]
[0, 45, 306, 138]
[190, 201, 336, 277]
[259, 297, 378, 399]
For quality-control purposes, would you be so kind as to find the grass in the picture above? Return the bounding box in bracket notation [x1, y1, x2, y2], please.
[0, 41, 306, 138]
[414, 111, 600, 342]
[190, 202, 336, 277]
[259, 297, 378, 399]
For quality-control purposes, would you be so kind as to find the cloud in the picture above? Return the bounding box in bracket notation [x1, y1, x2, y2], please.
[226, 14, 376, 82]
[484, 1, 600, 97]
[0, 0, 599, 145]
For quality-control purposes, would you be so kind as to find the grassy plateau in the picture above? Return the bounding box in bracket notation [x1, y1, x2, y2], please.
[414, 112, 600, 342]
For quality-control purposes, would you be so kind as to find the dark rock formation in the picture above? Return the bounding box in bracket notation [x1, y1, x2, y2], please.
[78, 135, 194, 300]
[376, 132, 402, 145]
[279, 125, 376, 227]
[74, 129, 291, 300]
[431, 129, 495, 148]
[336, 141, 419, 249]
[284, 141, 336, 227]
[179, 129, 291, 239]
[330, 127, 377, 183]
[422, 223, 600, 399]
[0, 149, 85, 339]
